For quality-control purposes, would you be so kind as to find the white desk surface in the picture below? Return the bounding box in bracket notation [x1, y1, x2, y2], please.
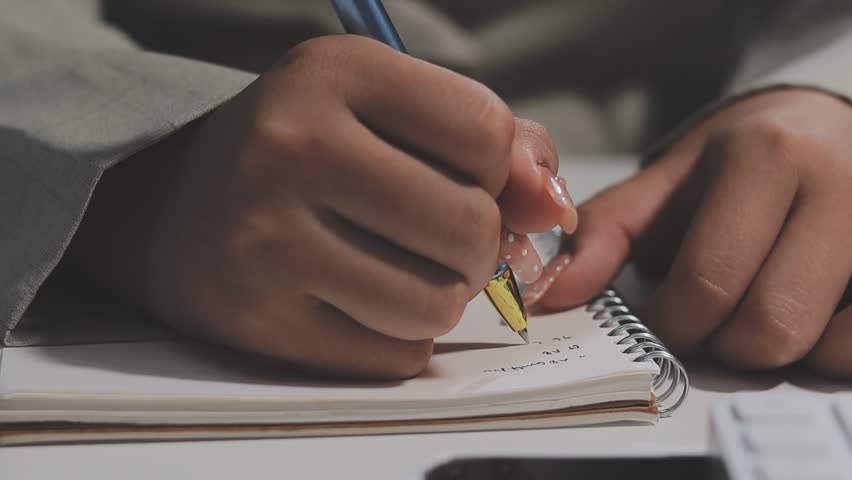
[3, 157, 850, 479]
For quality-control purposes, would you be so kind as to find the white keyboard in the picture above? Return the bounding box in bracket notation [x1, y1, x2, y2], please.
[710, 393, 852, 480]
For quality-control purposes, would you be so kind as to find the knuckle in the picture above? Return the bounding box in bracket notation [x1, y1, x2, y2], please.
[427, 281, 471, 337]
[281, 35, 348, 68]
[275, 36, 366, 102]
[452, 193, 501, 277]
[713, 292, 811, 370]
[481, 199, 503, 251]
[378, 339, 434, 379]
[679, 255, 741, 308]
[227, 210, 275, 260]
[226, 210, 302, 272]
[245, 112, 323, 175]
[739, 115, 799, 147]
[279, 35, 388, 87]
[720, 115, 807, 173]
[472, 91, 515, 180]
[478, 93, 515, 154]
[746, 293, 811, 366]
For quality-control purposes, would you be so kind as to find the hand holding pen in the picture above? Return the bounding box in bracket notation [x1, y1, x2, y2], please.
[66, 3, 577, 380]
[331, 0, 577, 342]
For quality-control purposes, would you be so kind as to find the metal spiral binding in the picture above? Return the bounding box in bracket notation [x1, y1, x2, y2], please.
[585, 289, 689, 417]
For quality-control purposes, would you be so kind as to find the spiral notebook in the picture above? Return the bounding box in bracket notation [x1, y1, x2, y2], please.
[0, 290, 688, 446]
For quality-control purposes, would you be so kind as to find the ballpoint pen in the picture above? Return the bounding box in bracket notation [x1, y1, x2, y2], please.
[329, 0, 530, 343]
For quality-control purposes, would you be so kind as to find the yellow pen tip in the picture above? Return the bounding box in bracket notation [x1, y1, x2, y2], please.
[483, 266, 529, 340]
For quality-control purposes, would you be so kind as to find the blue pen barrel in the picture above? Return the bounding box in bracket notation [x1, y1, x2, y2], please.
[330, 0, 408, 53]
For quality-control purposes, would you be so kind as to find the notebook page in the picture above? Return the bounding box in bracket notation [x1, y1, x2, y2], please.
[0, 294, 656, 409]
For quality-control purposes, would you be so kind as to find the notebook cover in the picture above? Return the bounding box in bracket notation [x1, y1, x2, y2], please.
[0, 397, 657, 446]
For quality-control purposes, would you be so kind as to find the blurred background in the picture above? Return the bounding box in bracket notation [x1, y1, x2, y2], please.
[102, 0, 852, 160]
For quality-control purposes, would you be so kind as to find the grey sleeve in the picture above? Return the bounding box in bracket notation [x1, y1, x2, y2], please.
[1, 1, 255, 344]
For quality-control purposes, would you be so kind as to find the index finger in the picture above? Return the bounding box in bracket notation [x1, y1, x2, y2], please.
[338, 35, 515, 197]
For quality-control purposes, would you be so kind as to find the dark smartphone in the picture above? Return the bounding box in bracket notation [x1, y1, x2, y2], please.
[425, 455, 726, 480]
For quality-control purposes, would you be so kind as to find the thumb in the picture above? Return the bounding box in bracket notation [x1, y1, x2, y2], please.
[529, 160, 679, 309]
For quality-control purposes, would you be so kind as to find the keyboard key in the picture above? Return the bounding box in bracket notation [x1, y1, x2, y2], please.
[713, 394, 852, 480]
[756, 460, 846, 480]
[831, 396, 852, 442]
[734, 396, 816, 424]
[743, 427, 829, 456]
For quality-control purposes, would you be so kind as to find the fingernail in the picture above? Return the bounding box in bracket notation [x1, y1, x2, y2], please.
[499, 228, 543, 283]
[560, 207, 578, 235]
[547, 176, 574, 208]
[522, 254, 572, 305]
[557, 177, 575, 206]
[546, 176, 577, 233]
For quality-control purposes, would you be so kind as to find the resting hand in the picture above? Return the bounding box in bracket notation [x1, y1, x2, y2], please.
[534, 89, 852, 377]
